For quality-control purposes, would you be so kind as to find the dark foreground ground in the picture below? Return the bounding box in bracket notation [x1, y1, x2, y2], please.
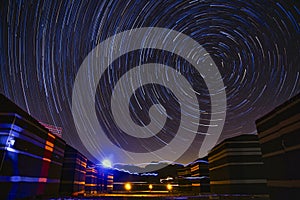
[41, 193, 270, 200]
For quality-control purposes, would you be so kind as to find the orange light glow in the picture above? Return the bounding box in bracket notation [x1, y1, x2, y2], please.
[45, 145, 53, 152]
[46, 141, 54, 147]
[38, 178, 47, 182]
[167, 184, 173, 191]
[42, 157, 51, 162]
[124, 183, 131, 191]
[149, 184, 153, 190]
[48, 133, 55, 139]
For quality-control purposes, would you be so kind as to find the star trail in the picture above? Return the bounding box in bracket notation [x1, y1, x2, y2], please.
[0, 0, 299, 166]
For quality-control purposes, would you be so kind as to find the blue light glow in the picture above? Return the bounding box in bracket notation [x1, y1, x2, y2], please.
[102, 159, 112, 168]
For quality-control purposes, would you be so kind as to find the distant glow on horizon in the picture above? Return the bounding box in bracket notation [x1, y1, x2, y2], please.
[102, 159, 112, 168]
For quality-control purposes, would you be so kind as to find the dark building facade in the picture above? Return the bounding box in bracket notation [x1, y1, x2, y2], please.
[177, 158, 210, 194]
[177, 165, 192, 193]
[85, 161, 98, 194]
[256, 93, 300, 200]
[208, 134, 268, 195]
[0, 94, 66, 199]
[59, 144, 87, 196]
[85, 161, 114, 194]
[96, 167, 105, 193]
[189, 159, 210, 194]
[103, 169, 114, 192]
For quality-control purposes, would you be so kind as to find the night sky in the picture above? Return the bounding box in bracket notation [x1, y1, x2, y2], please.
[0, 0, 299, 168]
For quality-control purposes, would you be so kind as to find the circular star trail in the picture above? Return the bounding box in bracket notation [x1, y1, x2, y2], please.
[0, 0, 299, 166]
